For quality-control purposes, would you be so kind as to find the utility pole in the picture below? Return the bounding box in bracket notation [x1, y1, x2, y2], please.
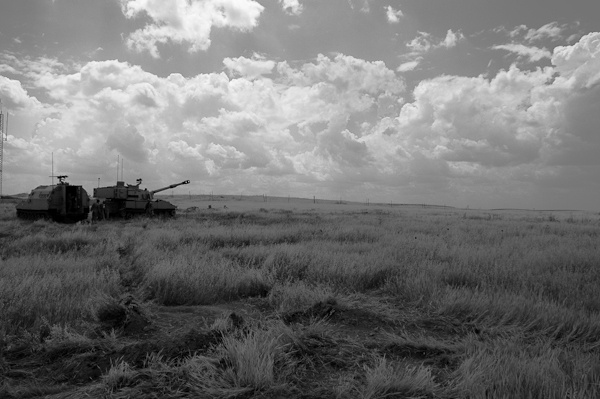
[0, 100, 8, 198]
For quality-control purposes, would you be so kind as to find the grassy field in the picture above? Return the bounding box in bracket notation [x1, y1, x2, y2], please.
[1, 197, 600, 398]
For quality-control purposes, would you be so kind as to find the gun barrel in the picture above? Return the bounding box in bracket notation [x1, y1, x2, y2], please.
[151, 180, 190, 195]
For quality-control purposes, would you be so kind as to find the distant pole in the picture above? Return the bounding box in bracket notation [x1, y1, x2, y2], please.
[0, 102, 7, 198]
[313, 195, 315, 204]
[116, 155, 119, 182]
[97, 178, 100, 188]
[51, 152, 54, 187]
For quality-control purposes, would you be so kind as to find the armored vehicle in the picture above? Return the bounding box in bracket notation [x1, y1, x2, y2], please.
[16, 175, 90, 223]
[93, 179, 189, 218]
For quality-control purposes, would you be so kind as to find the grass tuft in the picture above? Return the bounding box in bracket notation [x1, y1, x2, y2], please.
[360, 357, 439, 399]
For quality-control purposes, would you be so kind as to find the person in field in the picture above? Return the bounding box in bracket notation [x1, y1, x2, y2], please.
[91, 199, 100, 222]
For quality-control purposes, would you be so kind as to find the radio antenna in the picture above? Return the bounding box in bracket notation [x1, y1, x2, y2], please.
[0, 100, 8, 197]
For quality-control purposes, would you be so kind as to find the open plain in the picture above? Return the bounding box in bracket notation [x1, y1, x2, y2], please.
[1, 197, 600, 398]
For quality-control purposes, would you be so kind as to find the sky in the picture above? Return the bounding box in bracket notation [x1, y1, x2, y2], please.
[1, 0, 599, 210]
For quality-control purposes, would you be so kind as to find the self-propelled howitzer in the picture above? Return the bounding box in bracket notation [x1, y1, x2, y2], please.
[93, 179, 190, 218]
[16, 175, 90, 223]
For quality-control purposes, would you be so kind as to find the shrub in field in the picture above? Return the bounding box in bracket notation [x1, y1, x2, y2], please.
[219, 327, 293, 390]
[102, 357, 137, 393]
[268, 281, 335, 314]
[100, 322, 298, 398]
[360, 357, 439, 399]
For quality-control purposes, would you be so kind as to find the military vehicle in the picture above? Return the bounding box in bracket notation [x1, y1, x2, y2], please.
[93, 179, 190, 218]
[16, 175, 90, 223]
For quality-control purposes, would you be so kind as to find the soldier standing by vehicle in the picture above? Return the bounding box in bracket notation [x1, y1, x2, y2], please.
[103, 201, 110, 220]
[99, 201, 106, 220]
[91, 199, 100, 222]
[145, 201, 154, 216]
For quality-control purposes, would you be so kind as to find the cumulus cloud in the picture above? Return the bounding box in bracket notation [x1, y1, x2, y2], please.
[441, 29, 463, 48]
[384, 31, 600, 206]
[1, 54, 406, 195]
[3, 32, 600, 208]
[223, 54, 276, 79]
[385, 5, 403, 24]
[406, 29, 464, 54]
[0, 76, 41, 109]
[552, 32, 600, 89]
[119, 0, 265, 57]
[395, 66, 554, 167]
[279, 0, 303, 15]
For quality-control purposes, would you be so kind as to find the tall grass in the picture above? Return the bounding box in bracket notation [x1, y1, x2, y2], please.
[360, 357, 439, 399]
[0, 254, 121, 334]
[141, 252, 271, 305]
[1, 203, 600, 397]
[451, 337, 600, 398]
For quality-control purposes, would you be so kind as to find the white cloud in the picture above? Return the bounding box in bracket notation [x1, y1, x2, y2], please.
[397, 59, 421, 72]
[552, 32, 600, 89]
[223, 54, 276, 79]
[406, 31, 433, 53]
[503, 22, 574, 46]
[441, 29, 464, 48]
[4, 32, 600, 209]
[1, 54, 406, 195]
[385, 5, 403, 24]
[347, 0, 371, 13]
[395, 66, 555, 167]
[406, 29, 463, 54]
[492, 43, 552, 63]
[299, 53, 405, 95]
[119, 0, 265, 58]
[0, 76, 41, 110]
[279, 0, 303, 15]
[525, 22, 568, 43]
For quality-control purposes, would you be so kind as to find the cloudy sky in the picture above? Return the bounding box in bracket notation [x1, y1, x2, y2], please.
[1, 0, 599, 210]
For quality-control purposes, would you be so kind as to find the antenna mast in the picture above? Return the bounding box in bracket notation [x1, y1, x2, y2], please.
[0, 100, 8, 198]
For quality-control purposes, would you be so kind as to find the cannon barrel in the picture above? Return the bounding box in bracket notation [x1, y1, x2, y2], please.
[150, 180, 190, 195]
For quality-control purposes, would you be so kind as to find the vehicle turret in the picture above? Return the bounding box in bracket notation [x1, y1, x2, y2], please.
[93, 178, 190, 218]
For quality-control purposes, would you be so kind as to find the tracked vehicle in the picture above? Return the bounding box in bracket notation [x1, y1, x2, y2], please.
[16, 175, 90, 223]
[93, 179, 189, 218]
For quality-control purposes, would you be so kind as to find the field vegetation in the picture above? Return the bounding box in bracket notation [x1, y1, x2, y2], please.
[1, 197, 600, 398]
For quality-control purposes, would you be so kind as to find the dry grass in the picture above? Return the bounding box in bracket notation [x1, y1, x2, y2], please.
[1, 201, 600, 398]
[361, 358, 439, 399]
